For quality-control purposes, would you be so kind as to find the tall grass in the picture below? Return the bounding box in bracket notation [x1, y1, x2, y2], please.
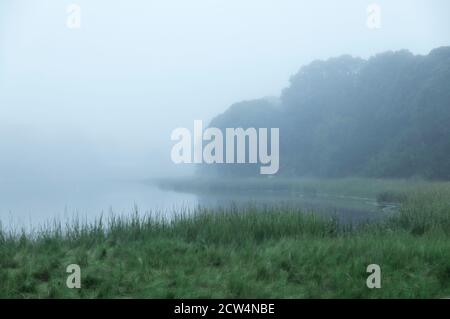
[0, 181, 449, 298]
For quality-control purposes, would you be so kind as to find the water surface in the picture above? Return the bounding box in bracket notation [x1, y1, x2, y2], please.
[0, 178, 389, 231]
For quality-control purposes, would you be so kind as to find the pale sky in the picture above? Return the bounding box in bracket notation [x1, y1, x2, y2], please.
[0, 0, 449, 179]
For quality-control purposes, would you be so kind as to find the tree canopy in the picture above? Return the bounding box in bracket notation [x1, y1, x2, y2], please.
[200, 47, 450, 179]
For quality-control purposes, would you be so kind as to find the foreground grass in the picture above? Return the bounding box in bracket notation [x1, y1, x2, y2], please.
[0, 183, 449, 298]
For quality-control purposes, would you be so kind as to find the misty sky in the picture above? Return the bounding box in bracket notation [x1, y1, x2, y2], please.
[1, 0, 449, 180]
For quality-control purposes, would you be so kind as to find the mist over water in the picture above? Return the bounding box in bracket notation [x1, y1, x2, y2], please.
[1, 0, 449, 228]
[0, 180, 198, 230]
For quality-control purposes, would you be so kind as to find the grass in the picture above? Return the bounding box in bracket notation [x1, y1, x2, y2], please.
[0, 180, 449, 298]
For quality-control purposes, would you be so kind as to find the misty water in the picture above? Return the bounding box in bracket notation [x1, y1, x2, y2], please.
[0, 179, 389, 231]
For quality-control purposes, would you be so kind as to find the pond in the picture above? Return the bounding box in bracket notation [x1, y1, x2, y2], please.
[0, 178, 391, 231]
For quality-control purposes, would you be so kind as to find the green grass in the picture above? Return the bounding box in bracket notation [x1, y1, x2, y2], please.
[0, 180, 449, 298]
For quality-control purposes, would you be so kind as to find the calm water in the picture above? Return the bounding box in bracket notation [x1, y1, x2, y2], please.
[0, 179, 388, 231]
[0, 179, 195, 231]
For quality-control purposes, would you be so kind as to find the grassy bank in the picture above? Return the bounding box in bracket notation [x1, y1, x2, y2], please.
[153, 176, 448, 202]
[0, 182, 449, 298]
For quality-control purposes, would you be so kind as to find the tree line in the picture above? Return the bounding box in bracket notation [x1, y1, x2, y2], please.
[200, 47, 450, 180]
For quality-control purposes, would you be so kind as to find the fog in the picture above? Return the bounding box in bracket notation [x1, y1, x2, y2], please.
[1, 0, 449, 182]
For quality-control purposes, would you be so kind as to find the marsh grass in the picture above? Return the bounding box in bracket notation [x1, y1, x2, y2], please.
[0, 181, 449, 298]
